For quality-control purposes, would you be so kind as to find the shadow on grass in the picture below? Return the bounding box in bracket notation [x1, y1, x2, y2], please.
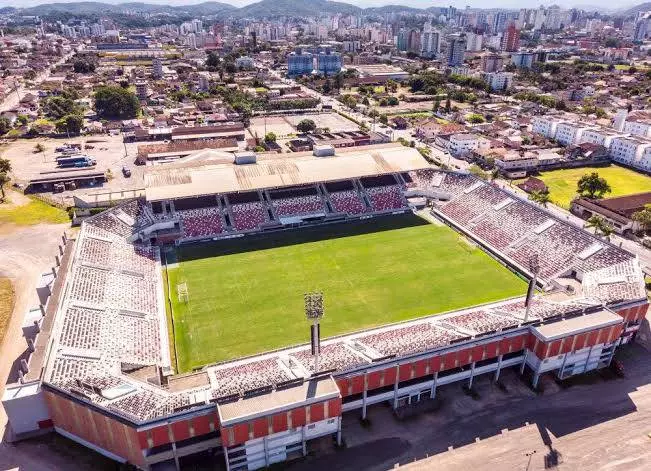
[177, 213, 431, 262]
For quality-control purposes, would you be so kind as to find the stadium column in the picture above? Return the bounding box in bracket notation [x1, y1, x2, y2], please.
[468, 362, 476, 389]
[337, 416, 342, 446]
[362, 372, 368, 419]
[222, 445, 231, 471]
[392, 364, 400, 409]
[429, 371, 438, 399]
[519, 349, 528, 375]
[494, 354, 503, 382]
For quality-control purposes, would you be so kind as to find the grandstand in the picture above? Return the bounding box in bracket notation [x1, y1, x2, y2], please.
[2, 144, 648, 471]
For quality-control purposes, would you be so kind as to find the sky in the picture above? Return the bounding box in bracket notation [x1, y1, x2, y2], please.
[0, 0, 640, 12]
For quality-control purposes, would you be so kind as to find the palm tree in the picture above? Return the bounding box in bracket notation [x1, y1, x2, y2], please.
[0, 157, 11, 202]
[586, 215, 615, 241]
[528, 190, 551, 207]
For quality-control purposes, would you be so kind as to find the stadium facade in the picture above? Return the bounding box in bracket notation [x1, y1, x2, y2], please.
[3, 144, 648, 471]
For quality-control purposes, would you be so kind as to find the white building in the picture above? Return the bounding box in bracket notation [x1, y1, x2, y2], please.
[623, 117, 651, 138]
[235, 56, 255, 69]
[609, 136, 651, 171]
[447, 133, 490, 155]
[465, 32, 483, 52]
[554, 122, 594, 147]
[531, 116, 561, 139]
[483, 72, 513, 91]
[579, 128, 627, 148]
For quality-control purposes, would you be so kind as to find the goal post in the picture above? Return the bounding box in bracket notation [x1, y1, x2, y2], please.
[177, 282, 189, 304]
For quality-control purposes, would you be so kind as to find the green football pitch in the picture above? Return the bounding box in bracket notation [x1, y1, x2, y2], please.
[165, 214, 527, 372]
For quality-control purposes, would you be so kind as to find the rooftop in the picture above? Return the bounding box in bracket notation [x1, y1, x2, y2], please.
[532, 309, 622, 342]
[144, 144, 430, 202]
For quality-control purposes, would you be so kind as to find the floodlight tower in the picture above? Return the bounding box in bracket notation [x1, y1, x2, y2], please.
[305, 292, 324, 373]
[523, 254, 540, 323]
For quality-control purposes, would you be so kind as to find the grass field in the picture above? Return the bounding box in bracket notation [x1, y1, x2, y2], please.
[166, 215, 526, 372]
[533, 165, 651, 209]
[0, 196, 69, 225]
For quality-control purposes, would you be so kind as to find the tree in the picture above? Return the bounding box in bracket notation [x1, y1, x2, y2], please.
[43, 96, 79, 120]
[55, 114, 83, 135]
[379, 114, 388, 125]
[386, 79, 398, 93]
[433, 98, 441, 111]
[632, 204, 651, 232]
[296, 119, 316, 134]
[0, 157, 11, 201]
[528, 190, 551, 207]
[387, 96, 399, 106]
[264, 132, 277, 143]
[0, 116, 11, 135]
[73, 58, 96, 74]
[93, 86, 140, 120]
[206, 51, 220, 68]
[34, 143, 45, 153]
[445, 97, 452, 113]
[16, 115, 28, 126]
[467, 113, 485, 124]
[577, 172, 611, 199]
[586, 215, 614, 240]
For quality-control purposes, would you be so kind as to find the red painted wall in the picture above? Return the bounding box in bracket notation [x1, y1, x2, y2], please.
[44, 391, 145, 468]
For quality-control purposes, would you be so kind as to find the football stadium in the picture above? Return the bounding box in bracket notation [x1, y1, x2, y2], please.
[2, 143, 648, 471]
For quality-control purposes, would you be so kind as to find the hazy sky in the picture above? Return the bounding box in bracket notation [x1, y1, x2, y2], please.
[0, 0, 639, 12]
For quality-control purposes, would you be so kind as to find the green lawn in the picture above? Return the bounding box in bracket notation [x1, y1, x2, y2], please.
[535, 165, 651, 209]
[0, 196, 69, 225]
[166, 215, 526, 372]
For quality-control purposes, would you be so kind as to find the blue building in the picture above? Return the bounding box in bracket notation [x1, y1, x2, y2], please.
[316, 47, 342, 76]
[287, 47, 314, 77]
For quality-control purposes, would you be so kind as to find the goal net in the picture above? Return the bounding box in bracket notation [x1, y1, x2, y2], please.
[177, 282, 189, 303]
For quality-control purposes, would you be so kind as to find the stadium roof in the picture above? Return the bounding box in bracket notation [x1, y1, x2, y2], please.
[217, 376, 340, 425]
[144, 144, 430, 202]
[531, 309, 622, 342]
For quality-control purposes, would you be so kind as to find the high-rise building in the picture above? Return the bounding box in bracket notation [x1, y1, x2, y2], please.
[447, 36, 466, 66]
[396, 28, 409, 51]
[316, 46, 342, 76]
[465, 32, 483, 52]
[482, 54, 504, 72]
[408, 28, 422, 53]
[634, 16, 649, 41]
[288, 47, 314, 77]
[492, 12, 508, 34]
[135, 81, 148, 101]
[152, 58, 163, 79]
[502, 23, 520, 52]
[421, 23, 440, 58]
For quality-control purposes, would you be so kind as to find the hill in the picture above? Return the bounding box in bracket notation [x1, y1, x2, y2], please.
[235, 0, 361, 18]
[21, 1, 236, 16]
[620, 2, 651, 16]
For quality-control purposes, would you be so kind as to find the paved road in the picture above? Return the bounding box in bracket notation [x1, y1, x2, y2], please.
[288, 343, 651, 471]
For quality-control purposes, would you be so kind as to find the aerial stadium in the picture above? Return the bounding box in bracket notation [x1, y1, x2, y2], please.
[2, 143, 648, 471]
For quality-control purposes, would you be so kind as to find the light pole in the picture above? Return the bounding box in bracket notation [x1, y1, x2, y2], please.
[305, 292, 324, 373]
[523, 254, 540, 324]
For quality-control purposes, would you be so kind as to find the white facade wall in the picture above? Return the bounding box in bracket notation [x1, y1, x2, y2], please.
[623, 120, 651, 138]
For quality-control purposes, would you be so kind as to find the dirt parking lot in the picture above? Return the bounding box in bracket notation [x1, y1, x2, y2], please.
[1, 135, 145, 206]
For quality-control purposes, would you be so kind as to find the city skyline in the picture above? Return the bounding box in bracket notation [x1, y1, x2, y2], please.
[0, 0, 645, 12]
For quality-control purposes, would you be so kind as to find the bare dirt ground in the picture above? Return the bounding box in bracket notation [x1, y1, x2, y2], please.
[0, 222, 105, 471]
[0, 135, 145, 206]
